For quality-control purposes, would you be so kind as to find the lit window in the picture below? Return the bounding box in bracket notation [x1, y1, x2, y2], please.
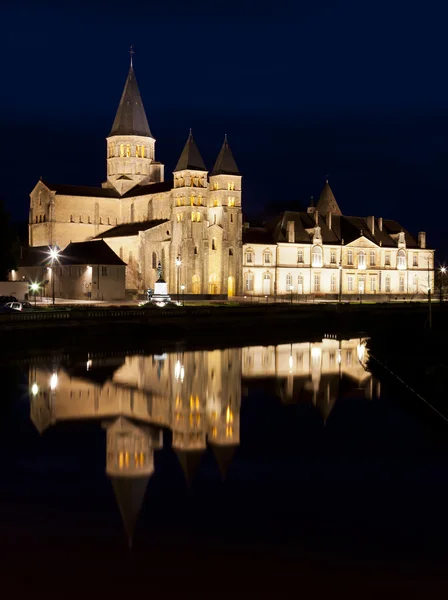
[413, 254, 418, 267]
[385, 253, 391, 266]
[120, 144, 125, 157]
[286, 273, 293, 288]
[245, 272, 254, 291]
[370, 250, 376, 266]
[330, 250, 336, 264]
[297, 275, 303, 289]
[385, 276, 391, 292]
[358, 251, 366, 269]
[246, 250, 253, 263]
[197, 195, 202, 206]
[312, 246, 322, 267]
[177, 198, 181, 207]
[191, 212, 196, 222]
[347, 275, 354, 292]
[298, 249, 303, 263]
[197, 212, 201, 222]
[399, 276, 405, 292]
[331, 274, 336, 291]
[347, 250, 353, 265]
[190, 194, 195, 206]
[141, 146, 145, 158]
[370, 276, 376, 292]
[136, 145, 141, 157]
[228, 181, 235, 191]
[228, 197, 235, 207]
[213, 182, 219, 190]
[397, 249, 406, 269]
[126, 144, 131, 157]
[314, 274, 320, 292]
[213, 198, 218, 207]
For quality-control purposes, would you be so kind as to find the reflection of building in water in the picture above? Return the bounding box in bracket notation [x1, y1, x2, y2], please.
[242, 337, 378, 421]
[28, 348, 242, 540]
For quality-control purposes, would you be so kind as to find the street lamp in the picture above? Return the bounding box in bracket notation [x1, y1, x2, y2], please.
[175, 255, 182, 303]
[30, 282, 40, 307]
[289, 284, 293, 305]
[180, 284, 185, 306]
[48, 246, 60, 306]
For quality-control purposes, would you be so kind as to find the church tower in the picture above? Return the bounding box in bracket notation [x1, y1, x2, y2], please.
[208, 136, 242, 296]
[106, 60, 164, 195]
[172, 131, 208, 294]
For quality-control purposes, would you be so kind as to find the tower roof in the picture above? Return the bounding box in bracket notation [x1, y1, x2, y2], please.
[174, 131, 206, 172]
[111, 475, 149, 547]
[211, 135, 240, 176]
[110, 65, 153, 138]
[316, 180, 342, 215]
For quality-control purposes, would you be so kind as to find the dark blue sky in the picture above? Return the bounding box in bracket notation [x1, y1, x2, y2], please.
[2, 0, 447, 256]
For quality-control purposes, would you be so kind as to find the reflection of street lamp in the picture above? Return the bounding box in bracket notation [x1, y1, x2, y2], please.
[440, 266, 446, 304]
[289, 284, 293, 305]
[338, 262, 343, 304]
[175, 256, 182, 303]
[30, 282, 40, 307]
[180, 284, 185, 306]
[48, 246, 60, 306]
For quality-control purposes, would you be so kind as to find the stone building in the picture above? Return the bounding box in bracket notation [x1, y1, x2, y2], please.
[28, 62, 243, 296]
[12, 240, 126, 300]
[243, 181, 434, 299]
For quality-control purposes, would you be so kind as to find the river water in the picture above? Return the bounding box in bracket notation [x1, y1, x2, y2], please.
[1, 336, 447, 592]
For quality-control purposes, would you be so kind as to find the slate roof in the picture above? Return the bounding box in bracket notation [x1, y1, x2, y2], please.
[211, 135, 240, 176]
[60, 240, 126, 265]
[111, 475, 150, 545]
[109, 65, 153, 138]
[95, 219, 169, 239]
[41, 181, 120, 198]
[244, 212, 420, 248]
[315, 180, 342, 215]
[174, 131, 207, 172]
[121, 180, 172, 198]
[19, 245, 52, 267]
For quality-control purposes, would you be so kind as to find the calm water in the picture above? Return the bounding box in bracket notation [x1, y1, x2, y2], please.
[1, 336, 447, 591]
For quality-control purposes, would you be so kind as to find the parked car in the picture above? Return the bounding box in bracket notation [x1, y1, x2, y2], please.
[3, 301, 33, 311]
[0, 295, 18, 305]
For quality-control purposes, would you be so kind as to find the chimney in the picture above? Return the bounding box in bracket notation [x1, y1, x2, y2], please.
[367, 216, 375, 236]
[314, 210, 319, 225]
[418, 231, 426, 249]
[287, 221, 295, 243]
[326, 212, 332, 230]
[378, 217, 383, 232]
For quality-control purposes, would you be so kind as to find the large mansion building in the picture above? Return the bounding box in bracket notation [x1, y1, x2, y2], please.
[27, 61, 434, 299]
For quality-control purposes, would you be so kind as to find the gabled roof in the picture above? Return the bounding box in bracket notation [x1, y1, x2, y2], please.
[316, 180, 342, 216]
[243, 212, 420, 248]
[19, 245, 52, 267]
[60, 240, 126, 265]
[109, 65, 153, 138]
[41, 181, 120, 198]
[95, 219, 169, 239]
[174, 131, 206, 172]
[211, 135, 240, 176]
[121, 180, 172, 198]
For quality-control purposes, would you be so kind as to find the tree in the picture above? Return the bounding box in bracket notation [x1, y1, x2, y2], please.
[0, 200, 19, 281]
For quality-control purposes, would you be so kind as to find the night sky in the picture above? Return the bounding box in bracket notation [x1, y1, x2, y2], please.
[2, 0, 447, 257]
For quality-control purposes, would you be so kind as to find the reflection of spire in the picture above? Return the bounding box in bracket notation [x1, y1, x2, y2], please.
[175, 449, 204, 484]
[111, 475, 149, 548]
[210, 445, 237, 479]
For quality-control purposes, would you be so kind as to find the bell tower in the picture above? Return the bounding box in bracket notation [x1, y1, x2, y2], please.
[106, 57, 164, 195]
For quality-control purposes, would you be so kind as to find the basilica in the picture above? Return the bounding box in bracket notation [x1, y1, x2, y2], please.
[28, 62, 242, 297]
[27, 61, 434, 300]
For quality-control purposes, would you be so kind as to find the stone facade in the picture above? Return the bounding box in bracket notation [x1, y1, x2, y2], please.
[28, 64, 243, 297]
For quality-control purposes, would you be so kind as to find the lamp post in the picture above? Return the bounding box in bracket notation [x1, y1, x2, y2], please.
[30, 283, 39, 307]
[440, 266, 446, 304]
[180, 284, 185, 306]
[289, 284, 293, 305]
[175, 255, 182, 303]
[49, 247, 59, 306]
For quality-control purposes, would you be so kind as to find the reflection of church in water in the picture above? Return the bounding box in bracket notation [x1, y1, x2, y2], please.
[29, 337, 377, 542]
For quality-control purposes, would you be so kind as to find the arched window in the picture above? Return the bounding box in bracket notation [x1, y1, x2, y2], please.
[88, 215, 91, 224]
[196, 212, 201, 222]
[191, 212, 196, 222]
[228, 197, 235, 207]
[197, 195, 202, 206]
[312, 246, 322, 267]
[108, 217, 111, 225]
[228, 181, 235, 191]
[358, 250, 366, 269]
[141, 146, 146, 159]
[99, 217, 103, 225]
[213, 198, 219, 207]
[126, 144, 131, 157]
[213, 214, 217, 224]
[70, 214, 74, 223]
[152, 252, 157, 269]
[212, 238, 217, 250]
[245, 272, 254, 292]
[79, 215, 83, 223]
[120, 144, 125, 157]
[347, 249, 353, 265]
[194, 246, 198, 255]
[286, 273, 293, 288]
[190, 194, 195, 206]
[229, 248, 234, 256]
[397, 249, 406, 269]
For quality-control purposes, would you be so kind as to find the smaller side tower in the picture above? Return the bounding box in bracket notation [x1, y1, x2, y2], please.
[208, 136, 242, 296]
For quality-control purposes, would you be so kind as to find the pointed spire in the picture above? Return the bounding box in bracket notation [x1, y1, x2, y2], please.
[110, 65, 153, 138]
[316, 179, 342, 216]
[174, 449, 204, 484]
[211, 135, 240, 176]
[174, 130, 206, 172]
[111, 475, 149, 546]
